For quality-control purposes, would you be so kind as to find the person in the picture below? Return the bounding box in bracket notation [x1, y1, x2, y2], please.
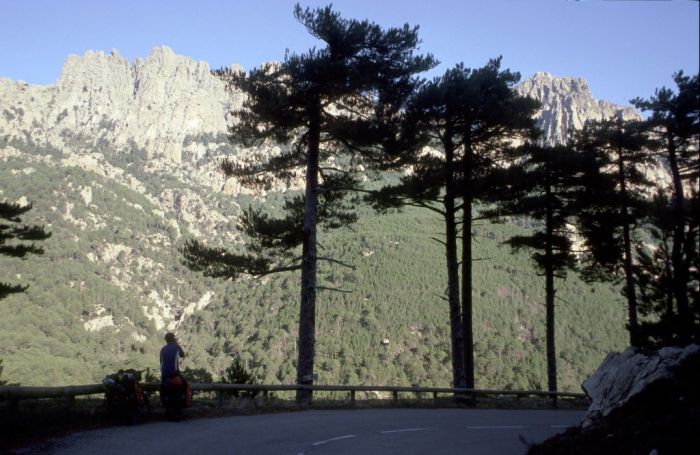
[160, 332, 186, 382]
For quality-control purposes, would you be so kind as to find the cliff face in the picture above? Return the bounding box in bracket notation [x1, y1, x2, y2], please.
[516, 71, 641, 145]
[2, 49, 644, 164]
[1, 47, 241, 164]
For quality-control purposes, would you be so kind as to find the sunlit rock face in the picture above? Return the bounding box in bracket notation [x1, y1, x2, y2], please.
[1, 47, 243, 164]
[581, 344, 700, 427]
[516, 71, 640, 145]
[516, 72, 670, 191]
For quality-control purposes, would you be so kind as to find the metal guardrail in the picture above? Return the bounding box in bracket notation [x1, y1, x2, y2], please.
[0, 383, 587, 407]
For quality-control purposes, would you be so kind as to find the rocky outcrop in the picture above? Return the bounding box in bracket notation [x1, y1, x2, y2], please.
[581, 344, 700, 427]
[529, 344, 700, 455]
[1, 47, 243, 165]
[516, 72, 640, 145]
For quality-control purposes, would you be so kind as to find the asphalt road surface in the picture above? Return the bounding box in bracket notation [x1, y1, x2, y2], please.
[41, 408, 583, 454]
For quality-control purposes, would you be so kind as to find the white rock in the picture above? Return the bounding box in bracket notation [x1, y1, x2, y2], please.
[581, 344, 700, 427]
[516, 72, 640, 146]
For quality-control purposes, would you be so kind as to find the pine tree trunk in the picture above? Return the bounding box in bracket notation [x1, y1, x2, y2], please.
[545, 167, 557, 393]
[444, 134, 466, 391]
[296, 103, 321, 403]
[461, 137, 475, 390]
[616, 150, 639, 346]
[666, 133, 690, 343]
[664, 258, 675, 339]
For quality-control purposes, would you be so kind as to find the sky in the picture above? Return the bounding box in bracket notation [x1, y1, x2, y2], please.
[0, 0, 698, 108]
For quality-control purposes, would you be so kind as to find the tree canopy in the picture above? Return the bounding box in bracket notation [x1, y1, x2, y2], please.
[183, 3, 435, 401]
[0, 201, 51, 299]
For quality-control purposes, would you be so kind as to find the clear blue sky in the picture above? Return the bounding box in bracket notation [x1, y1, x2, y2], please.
[1, 0, 698, 107]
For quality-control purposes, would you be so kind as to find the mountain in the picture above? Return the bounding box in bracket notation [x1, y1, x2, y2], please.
[0, 48, 632, 389]
[516, 71, 640, 145]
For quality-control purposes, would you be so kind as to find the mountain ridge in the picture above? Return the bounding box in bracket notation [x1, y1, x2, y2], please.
[1, 46, 639, 155]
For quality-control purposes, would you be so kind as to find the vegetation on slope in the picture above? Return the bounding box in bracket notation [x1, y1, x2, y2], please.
[0, 146, 626, 390]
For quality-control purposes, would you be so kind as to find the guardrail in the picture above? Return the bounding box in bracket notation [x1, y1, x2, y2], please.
[0, 382, 587, 409]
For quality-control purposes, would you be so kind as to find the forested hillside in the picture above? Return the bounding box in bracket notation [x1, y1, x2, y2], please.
[0, 138, 627, 390]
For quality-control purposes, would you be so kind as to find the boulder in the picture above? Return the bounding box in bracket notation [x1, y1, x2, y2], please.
[581, 343, 700, 427]
[528, 344, 700, 454]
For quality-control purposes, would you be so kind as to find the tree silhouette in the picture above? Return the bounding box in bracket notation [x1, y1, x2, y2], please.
[632, 72, 699, 345]
[573, 116, 653, 346]
[183, 4, 435, 401]
[366, 68, 474, 390]
[488, 144, 587, 392]
[365, 60, 538, 390]
[452, 59, 538, 388]
[1, 200, 51, 300]
[634, 191, 683, 347]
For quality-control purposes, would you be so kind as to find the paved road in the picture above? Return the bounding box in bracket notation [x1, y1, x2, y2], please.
[40, 409, 583, 454]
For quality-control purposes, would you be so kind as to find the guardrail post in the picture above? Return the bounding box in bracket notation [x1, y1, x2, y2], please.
[350, 390, 355, 407]
[392, 391, 398, 404]
[217, 391, 224, 408]
[2, 398, 20, 428]
[552, 394, 558, 409]
[262, 390, 268, 406]
[433, 391, 438, 407]
[64, 395, 76, 416]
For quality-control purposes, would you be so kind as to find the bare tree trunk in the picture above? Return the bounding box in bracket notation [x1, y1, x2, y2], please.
[616, 150, 639, 346]
[296, 103, 321, 403]
[444, 134, 466, 391]
[545, 167, 557, 393]
[666, 134, 690, 344]
[461, 137, 475, 390]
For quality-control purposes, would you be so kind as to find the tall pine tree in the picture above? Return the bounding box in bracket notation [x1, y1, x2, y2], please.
[632, 72, 699, 345]
[183, 4, 435, 401]
[488, 144, 587, 392]
[452, 59, 538, 388]
[364, 61, 538, 390]
[365, 68, 477, 390]
[573, 116, 653, 346]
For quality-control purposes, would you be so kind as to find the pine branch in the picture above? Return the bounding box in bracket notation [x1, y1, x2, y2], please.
[317, 256, 356, 270]
[429, 236, 447, 247]
[434, 293, 449, 302]
[0, 282, 28, 300]
[317, 286, 353, 293]
[253, 264, 303, 278]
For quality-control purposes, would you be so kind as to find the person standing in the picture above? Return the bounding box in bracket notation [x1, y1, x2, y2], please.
[160, 332, 186, 381]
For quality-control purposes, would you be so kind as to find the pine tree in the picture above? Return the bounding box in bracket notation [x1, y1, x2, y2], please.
[220, 358, 257, 397]
[451, 59, 538, 389]
[366, 69, 472, 390]
[366, 60, 538, 390]
[573, 116, 653, 346]
[489, 144, 587, 392]
[1, 200, 51, 300]
[632, 72, 699, 345]
[183, 4, 435, 401]
[634, 191, 680, 346]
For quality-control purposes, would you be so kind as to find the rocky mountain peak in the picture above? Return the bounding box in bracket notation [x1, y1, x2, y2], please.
[1, 46, 243, 166]
[517, 72, 640, 145]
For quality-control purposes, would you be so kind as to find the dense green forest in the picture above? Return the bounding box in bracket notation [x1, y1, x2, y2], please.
[0, 143, 627, 390]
